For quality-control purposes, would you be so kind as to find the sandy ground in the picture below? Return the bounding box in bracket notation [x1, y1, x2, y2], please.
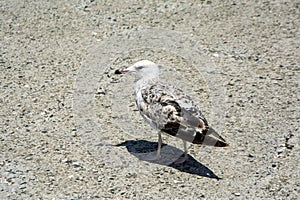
[1, 0, 299, 199]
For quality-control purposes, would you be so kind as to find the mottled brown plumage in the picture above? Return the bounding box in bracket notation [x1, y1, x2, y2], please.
[118, 60, 229, 163]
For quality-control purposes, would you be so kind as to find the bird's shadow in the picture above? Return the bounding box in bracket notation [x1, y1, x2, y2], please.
[114, 140, 221, 180]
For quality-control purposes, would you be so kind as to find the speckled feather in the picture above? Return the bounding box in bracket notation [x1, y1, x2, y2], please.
[135, 78, 227, 147]
[120, 60, 228, 149]
[115, 60, 228, 164]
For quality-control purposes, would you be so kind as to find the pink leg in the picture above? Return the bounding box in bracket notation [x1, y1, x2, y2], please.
[156, 132, 162, 159]
[173, 140, 188, 164]
[144, 132, 162, 161]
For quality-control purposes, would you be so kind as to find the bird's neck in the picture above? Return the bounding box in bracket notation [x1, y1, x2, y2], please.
[134, 76, 159, 92]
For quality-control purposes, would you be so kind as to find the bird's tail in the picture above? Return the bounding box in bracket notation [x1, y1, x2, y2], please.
[193, 127, 229, 147]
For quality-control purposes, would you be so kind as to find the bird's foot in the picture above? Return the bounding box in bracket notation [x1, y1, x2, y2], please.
[173, 153, 188, 164]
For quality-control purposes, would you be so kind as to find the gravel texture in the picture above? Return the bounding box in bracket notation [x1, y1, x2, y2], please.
[1, 0, 299, 199]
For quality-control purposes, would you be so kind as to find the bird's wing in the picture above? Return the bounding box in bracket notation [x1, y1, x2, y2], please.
[138, 82, 228, 147]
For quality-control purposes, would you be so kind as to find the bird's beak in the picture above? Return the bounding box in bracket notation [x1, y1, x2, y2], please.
[114, 68, 128, 74]
[114, 65, 135, 74]
[121, 68, 129, 73]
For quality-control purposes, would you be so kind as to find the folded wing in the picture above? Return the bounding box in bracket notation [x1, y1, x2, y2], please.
[137, 82, 228, 147]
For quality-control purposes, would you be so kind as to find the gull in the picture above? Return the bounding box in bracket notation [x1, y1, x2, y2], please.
[115, 60, 229, 163]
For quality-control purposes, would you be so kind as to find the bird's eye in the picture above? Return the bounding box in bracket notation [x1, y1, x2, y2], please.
[136, 66, 144, 70]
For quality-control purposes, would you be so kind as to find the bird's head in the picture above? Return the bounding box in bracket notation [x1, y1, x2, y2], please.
[115, 60, 160, 80]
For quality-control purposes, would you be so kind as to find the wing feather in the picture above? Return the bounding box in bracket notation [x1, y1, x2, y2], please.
[137, 81, 228, 147]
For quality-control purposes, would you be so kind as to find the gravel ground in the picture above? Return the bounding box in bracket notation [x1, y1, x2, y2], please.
[1, 0, 299, 199]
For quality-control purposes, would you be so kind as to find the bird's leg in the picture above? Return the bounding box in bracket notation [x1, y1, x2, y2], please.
[173, 140, 188, 164]
[144, 131, 162, 161]
[156, 131, 162, 159]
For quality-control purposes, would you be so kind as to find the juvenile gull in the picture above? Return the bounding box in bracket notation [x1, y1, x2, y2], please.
[116, 60, 229, 163]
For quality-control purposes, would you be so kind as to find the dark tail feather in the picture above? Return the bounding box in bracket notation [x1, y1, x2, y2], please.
[193, 127, 229, 147]
[214, 140, 229, 147]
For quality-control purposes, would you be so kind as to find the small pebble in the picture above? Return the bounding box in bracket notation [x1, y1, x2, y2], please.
[72, 162, 81, 168]
[277, 148, 284, 154]
[234, 192, 241, 196]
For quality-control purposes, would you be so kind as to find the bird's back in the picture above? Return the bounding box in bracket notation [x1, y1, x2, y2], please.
[134, 80, 228, 146]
